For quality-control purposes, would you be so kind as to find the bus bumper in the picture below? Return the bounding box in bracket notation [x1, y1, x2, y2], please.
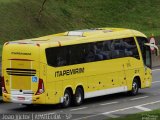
[11, 95, 32, 104]
[2, 93, 45, 104]
[2, 93, 10, 102]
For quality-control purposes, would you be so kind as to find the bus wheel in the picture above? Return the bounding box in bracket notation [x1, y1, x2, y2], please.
[62, 89, 72, 108]
[129, 79, 139, 96]
[73, 87, 84, 106]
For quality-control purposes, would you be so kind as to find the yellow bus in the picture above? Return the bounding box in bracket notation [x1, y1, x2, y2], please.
[1, 28, 158, 107]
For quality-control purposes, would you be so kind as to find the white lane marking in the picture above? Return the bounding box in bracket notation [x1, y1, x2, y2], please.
[105, 114, 119, 118]
[73, 106, 134, 120]
[100, 101, 118, 106]
[130, 96, 149, 101]
[137, 100, 160, 106]
[72, 100, 160, 120]
[70, 107, 88, 111]
[152, 69, 160, 72]
[102, 106, 134, 115]
[134, 106, 151, 111]
[152, 81, 160, 84]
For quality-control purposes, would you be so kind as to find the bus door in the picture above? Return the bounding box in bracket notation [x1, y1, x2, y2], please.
[136, 37, 152, 87]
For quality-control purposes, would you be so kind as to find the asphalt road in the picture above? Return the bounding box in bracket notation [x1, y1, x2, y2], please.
[0, 68, 160, 120]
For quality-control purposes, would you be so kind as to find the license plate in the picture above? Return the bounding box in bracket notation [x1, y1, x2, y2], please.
[17, 97, 25, 100]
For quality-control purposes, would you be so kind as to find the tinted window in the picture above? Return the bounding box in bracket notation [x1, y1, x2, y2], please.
[123, 37, 139, 59]
[46, 37, 139, 67]
[46, 47, 69, 67]
[111, 37, 139, 59]
[69, 44, 89, 65]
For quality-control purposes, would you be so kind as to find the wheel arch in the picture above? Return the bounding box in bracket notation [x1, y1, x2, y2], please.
[75, 85, 84, 96]
[64, 86, 74, 97]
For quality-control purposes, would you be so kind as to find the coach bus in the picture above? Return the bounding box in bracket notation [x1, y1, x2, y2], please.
[1, 28, 158, 107]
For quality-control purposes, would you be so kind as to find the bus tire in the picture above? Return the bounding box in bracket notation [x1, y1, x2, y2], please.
[62, 89, 72, 108]
[129, 78, 139, 96]
[73, 87, 84, 106]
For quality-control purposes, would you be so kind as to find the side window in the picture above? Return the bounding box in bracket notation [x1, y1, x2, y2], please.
[111, 37, 139, 59]
[85, 41, 112, 62]
[111, 39, 125, 58]
[46, 44, 89, 67]
[84, 43, 96, 62]
[57, 47, 69, 66]
[136, 37, 148, 52]
[45, 37, 140, 67]
[46, 47, 69, 67]
[69, 44, 87, 65]
[123, 37, 139, 59]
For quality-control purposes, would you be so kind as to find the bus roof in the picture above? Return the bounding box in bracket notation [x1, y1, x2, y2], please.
[8, 28, 147, 47]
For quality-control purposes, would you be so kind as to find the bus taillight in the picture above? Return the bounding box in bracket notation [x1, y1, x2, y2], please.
[35, 78, 45, 95]
[1, 76, 8, 93]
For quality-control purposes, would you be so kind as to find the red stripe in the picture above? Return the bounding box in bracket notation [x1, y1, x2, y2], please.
[8, 59, 34, 61]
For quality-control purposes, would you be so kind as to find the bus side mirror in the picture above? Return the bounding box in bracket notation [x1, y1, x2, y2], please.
[145, 43, 159, 56]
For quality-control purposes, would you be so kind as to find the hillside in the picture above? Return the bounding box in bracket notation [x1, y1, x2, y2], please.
[1, 0, 160, 44]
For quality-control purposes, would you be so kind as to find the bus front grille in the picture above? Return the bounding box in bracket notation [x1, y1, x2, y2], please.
[6, 68, 36, 76]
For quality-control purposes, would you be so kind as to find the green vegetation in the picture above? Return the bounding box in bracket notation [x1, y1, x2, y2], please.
[109, 109, 160, 120]
[1, 0, 160, 44]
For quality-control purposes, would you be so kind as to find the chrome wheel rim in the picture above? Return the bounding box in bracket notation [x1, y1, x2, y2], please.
[64, 93, 70, 106]
[132, 82, 138, 94]
[76, 92, 82, 103]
